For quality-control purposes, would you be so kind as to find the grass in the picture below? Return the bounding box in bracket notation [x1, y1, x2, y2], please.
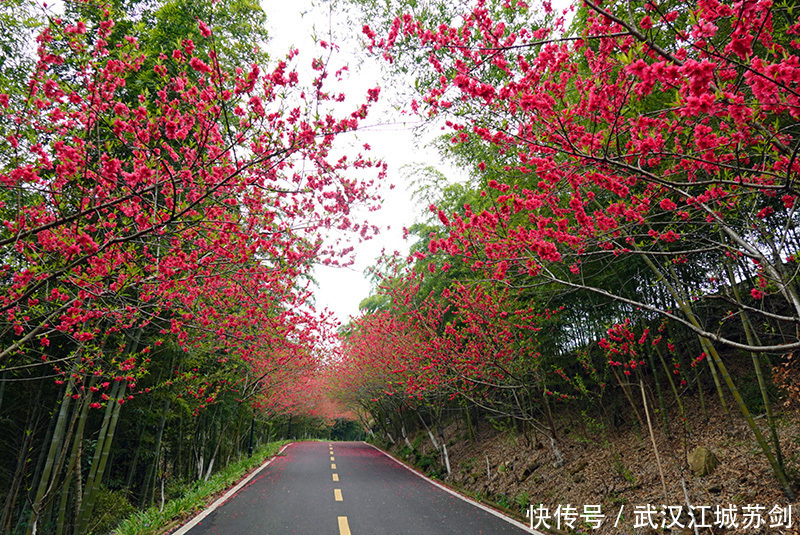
[112, 440, 290, 535]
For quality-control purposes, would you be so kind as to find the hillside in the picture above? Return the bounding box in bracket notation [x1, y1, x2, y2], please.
[379, 389, 800, 534]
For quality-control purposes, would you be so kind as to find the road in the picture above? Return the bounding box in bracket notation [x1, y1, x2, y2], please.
[177, 441, 537, 535]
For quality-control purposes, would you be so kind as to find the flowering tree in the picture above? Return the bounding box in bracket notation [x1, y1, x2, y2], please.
[355, 0, 799, 496]
[0, 2, 384, 531]
[333, 248, 572, 471]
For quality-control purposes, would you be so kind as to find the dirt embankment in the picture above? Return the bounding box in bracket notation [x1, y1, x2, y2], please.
[383, 401, 800, 534]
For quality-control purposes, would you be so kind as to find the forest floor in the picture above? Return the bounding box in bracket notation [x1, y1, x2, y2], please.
[384, 393, 800, 535]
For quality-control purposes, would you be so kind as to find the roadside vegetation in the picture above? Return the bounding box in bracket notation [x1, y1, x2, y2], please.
[1, 0, 798, 533]
[0, 0, 375, 533]
[113, 440, 289, 535]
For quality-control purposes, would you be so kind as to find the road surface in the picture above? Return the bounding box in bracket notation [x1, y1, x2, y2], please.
[177, 441, 537, 535]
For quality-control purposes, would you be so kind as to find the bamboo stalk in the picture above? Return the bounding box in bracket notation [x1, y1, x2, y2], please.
[611, 367, 645, 430]
[75, 380, 125, 534]
[698, 336, 733, 430]
[653, 339, 691, 436]
[27, 386, 75, 535]
[660, 259, 732, 427]
[641, 379, 668, 503]
[725, 257, 786, 470]
[642, 255, 794, 498]
[56, 386, 92, 535]
[645, 343, 670, 437]
[692, 358, 707, 422]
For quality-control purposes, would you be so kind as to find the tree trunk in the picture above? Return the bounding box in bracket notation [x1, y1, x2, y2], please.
[441, 440, 452, 477]
[645, 344, 670, 437]
[27, 388, 76, 535]
[652, 339, 691, 436]
[725, 258, 785, 471]
[0, 372, 5, 414]
[56, 385, 92, 535]
[75, 380, 126, 535]
[1, 403, 36, 532]
[141, 398, 170, 508]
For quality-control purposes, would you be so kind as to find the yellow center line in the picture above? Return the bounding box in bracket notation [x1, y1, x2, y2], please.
[338, 516, 351, 535]
[334, 488, 343, 501]
[330, 456, 335, 461]
[331, 463, 336, 470]
[332, 473, 339, 482]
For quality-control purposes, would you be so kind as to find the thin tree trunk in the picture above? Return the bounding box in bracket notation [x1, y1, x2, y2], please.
[641, 379, 668, 502]
[541, 385, 559, 442]
[75, 380, 126, 534]
[692, 358, 707, 422]
[0, 372, 5, 414]
[56, 386, 92, 535]
[204, 411, 233, 482]
[1, 404, 36, 532]
[141, 398, 170, 507]
[653, 337, 689, 435]
[55, 463, 72, 535]
[611, 367, 645, 430]
[401, 425, 414, 451]
[700, 338, 733, 430]
[415, 410, 439, 450]
[646, 344, 670, 437]
[73, 444, 82, 535]
[725, 258, 785, 470]
[441, 440, 452, 477]
[464, 405, 475, 445]
[27, 389, 76, 535]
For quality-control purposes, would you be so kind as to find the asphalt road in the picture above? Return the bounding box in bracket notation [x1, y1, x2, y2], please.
[177, 441, 537, 535]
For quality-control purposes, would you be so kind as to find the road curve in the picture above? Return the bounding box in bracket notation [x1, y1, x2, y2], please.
[176, 441, 538, 535]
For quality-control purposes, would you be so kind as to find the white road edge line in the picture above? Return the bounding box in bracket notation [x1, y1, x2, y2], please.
[172, 442, 293, 535]
[365, 442, 544, 535]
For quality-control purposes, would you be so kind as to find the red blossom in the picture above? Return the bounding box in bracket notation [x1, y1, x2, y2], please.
[197, 19, 212, 38]
[188, 56, 212, 73]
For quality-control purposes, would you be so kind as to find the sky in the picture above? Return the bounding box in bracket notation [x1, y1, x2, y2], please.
[260, 0, 456, 325]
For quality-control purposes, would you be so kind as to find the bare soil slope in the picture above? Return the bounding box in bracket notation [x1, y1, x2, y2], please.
[384, 400, 800, 534]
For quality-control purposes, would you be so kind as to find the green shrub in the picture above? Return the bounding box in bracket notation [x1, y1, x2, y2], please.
[515, 491, 530, 513]
[89, 487, 136, 535]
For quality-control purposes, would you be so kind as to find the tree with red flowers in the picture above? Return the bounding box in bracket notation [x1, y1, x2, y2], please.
[0, 1, 384, 531]
[350, 0, 799, 496]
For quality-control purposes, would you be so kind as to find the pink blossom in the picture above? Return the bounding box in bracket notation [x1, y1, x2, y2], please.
[198, 20, 212, 38]
[189, 57, 212, 73]
[659, 198, 677, 210]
